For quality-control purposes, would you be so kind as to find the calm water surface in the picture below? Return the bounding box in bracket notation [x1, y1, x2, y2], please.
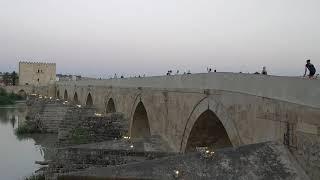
[0, 104, 45, 180]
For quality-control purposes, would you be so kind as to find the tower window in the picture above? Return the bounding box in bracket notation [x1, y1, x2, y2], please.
[37, 78, 39, 82]
[38, 69, 40, 73]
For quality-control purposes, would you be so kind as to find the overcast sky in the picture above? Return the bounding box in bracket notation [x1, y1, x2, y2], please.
[0, 0, 319, 77]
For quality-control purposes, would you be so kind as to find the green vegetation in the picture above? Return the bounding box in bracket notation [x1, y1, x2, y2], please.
[15, 122, 41, 135]
[0, 88, 25, 105]
[2, 71, 19, 86]
[70, 127, 90, 144]
[25, 174, 45, 180]
[15, 118, 42, 137]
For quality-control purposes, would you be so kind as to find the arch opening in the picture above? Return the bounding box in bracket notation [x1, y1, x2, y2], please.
[131, 102, 150, 138]
[73, 92, 79, 104]
[64, 90, 68, 101]
[57, 90, 60, 99]
[185, 110, 232, 152]
[106, 98, 116, 114]
[17, 90, 26, 99]
[86, 93, 93, 106]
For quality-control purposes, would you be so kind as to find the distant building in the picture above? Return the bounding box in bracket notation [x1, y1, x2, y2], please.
[19, 61, 56, 86]
[56, 74, 82, 81]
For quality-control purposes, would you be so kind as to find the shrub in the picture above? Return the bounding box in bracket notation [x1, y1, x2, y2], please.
[15, 122, 41, 135]
[0, 95, 14, 105]
[0, 88, 25, 105]
[70, 127, 90, 144]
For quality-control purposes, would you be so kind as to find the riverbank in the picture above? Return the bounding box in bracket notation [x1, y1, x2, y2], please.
[0, 87, 25, 105]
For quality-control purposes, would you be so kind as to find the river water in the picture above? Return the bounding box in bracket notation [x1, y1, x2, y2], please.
[0, 104, 45, 180]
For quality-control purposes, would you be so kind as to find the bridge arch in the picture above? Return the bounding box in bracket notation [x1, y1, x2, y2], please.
[130, 101, 150, 138]
[73, 92, 79, 104]
[64, 90, 68, 101]
[86, 93, 93, 106]
[180, 97, 241, 152]
[106, 98, 116, 114]
[185, 110, 232, 152]
[18, 89, 26, 99]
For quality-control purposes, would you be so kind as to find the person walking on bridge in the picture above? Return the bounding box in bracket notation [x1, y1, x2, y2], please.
[304, 59, 316, 78]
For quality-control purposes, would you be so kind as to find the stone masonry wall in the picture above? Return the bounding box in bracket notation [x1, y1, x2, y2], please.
[58, 107, 95, 143]
[40, 104, 70, 133]
[292, 132, 320, 180]
[47, 147, 170, 179]
[26, 97, 70, 133]
[58, 111, 128, 145]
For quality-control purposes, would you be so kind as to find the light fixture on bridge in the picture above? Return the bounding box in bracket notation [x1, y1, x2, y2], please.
[49, 97, 52, 99]
[173, 170, 180, 178]
[76, 104, 81, 108]
[94, 113, 102, 117]
[197, 146, 215, 158]
[130, 144, 134, 149]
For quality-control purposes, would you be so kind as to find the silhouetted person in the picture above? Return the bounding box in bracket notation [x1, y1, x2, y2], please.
[262, 66, 267, 75]
[304, 59, 316, 78]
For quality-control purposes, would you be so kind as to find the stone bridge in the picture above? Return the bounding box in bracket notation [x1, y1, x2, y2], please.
[55, 73, 320, 153]
[3, 84, 55, 98]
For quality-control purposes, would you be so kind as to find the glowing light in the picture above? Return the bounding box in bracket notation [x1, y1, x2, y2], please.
[94, 113, 102, 117]
[130, 145, 134, 148]
[173, 170, 180, 178]
[49, 97, 52, 99]
[205, 150, 210, 154]
[76, 105, 81, 108]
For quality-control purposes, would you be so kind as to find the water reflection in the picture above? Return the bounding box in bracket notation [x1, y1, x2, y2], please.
[0, 104, 55, 180]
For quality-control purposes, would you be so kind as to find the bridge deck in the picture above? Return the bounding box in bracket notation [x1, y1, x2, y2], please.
[57, 72, 320, 108]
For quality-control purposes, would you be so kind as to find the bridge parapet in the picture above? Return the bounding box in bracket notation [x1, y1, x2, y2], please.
[57, 72, 320, 108]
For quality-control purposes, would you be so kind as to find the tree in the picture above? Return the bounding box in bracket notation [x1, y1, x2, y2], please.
[11, 71, 18, 86]
[3, 72, 10, 86]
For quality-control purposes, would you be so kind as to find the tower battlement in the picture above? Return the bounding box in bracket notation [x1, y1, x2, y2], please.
[19, 61, 56, 86]
[19, 61, 56, 65]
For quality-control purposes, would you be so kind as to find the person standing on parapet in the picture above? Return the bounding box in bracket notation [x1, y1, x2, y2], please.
[262, 66, 267, 75]
[304, 59, 316, 78]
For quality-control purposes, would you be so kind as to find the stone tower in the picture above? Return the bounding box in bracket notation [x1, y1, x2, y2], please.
[19, 61, 56, 86]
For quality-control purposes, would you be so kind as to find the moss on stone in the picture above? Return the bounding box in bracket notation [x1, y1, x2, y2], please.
[70, 127, 90, 144]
